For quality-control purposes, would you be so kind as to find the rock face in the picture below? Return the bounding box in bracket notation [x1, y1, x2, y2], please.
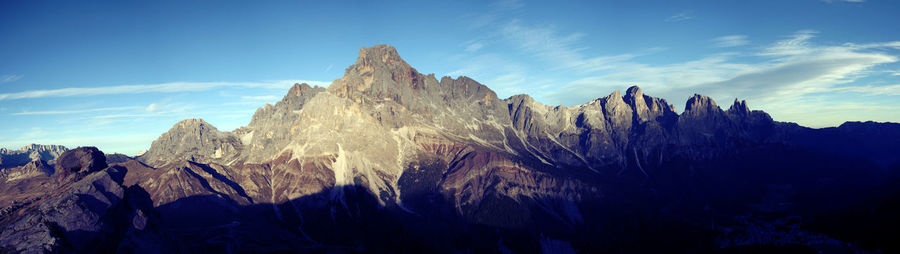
[6, 45, 900, 253]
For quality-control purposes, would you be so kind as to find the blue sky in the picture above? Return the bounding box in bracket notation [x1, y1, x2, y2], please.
[1, 0, 899, 155]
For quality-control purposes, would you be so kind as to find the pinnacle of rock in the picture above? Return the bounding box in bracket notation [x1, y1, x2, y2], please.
[727, 98, 751, 115]
[625, 86, 643, 99]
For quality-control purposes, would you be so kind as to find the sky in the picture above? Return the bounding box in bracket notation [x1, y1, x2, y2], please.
[1, 0, 899, 155]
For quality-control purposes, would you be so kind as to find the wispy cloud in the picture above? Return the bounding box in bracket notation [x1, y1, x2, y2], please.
[1, 74, 23, 83]
[711, 35, 750, 48]
[665, 11, 694, 22]
[0, 80, 329, 101]
[12, 106, 144, 116]
[500, 20, 663, 74]
[464, 41, 484, 52]
[93, 103, 196, 119]
[759, 30, 817, 56]
[825, 84, 900, 96]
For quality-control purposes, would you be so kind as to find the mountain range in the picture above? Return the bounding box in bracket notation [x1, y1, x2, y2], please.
[1, 45, 899, 253]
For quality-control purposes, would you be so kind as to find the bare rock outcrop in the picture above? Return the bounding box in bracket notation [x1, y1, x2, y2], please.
[52, 147, 107, 184]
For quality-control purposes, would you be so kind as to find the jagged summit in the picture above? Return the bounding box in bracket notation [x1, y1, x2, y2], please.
[683, 94, 721, 116]
[354, 44, 406, 68]
[281, 82, 325, 105]
[727, 98, 751, 115]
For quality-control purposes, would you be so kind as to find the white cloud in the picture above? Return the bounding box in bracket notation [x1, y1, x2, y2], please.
[711, 35, 749, 48]
[0, 80, 330, 101]
[665, 11, 694, 22]
[822, 0, 865, 3]
[1, 74, 23, 83]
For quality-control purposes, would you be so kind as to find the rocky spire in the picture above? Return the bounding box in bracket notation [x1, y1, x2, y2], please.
[727, 98, 751, 116]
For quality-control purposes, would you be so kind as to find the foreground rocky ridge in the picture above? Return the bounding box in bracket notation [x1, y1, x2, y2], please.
[0, 147, 172, 253]
[3, 45, 899, 253]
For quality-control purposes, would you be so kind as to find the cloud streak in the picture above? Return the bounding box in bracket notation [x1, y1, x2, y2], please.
[1, 74, 24, 83]
[665, 11, 694, 22]
[12, 106, 144, 116]
[0, 80, 330, 101]
[711, 35, 749, 48]
[500, 20, 663, 74]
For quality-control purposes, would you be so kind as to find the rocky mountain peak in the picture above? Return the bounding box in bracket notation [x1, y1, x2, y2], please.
[683, 94, 721, 117]
[625, 85, 643, 99]
[284, 83, 312, 99]
[624, 86, 651, 122]
[599, 90, 628, 112]
[140, 118, 242, 167]
[281, 82, 325, 106]
[355, 44, 405, 68]
[330, 45, 424, 104]
[727, 98, 751, 116]
[173, 118, 211, 129]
